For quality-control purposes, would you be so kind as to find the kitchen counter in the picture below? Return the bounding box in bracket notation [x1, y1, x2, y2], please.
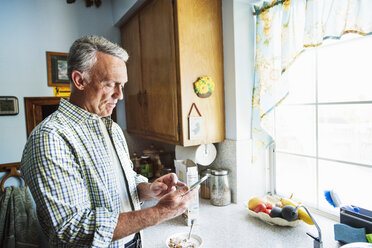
[143, 198, 342, 248]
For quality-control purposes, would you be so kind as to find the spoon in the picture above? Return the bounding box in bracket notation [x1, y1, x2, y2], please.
[187, 219, 195, 240]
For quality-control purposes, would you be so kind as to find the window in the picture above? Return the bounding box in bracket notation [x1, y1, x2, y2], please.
[272, 34, 372, 214]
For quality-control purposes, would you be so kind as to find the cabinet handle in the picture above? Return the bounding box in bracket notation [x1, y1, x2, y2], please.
[143, 90, 148, 107]
[137, 91, 142, 106]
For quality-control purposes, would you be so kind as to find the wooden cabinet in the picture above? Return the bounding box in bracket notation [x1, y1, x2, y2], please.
[121, 15, 146, 137]
[120, 0, 225, 146]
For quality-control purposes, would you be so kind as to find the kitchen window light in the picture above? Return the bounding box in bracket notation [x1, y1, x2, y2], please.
[271, 34, 372, 215]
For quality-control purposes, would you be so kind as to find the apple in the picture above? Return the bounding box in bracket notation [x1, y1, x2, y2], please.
[252, 203, 271, 215]
[248, 197, 266, 210]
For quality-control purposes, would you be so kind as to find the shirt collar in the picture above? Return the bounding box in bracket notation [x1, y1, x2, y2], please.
[59, 98, 114, 125]
[58, 98, 100, 123]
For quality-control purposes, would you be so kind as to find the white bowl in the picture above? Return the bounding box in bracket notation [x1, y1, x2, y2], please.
[165, 232, 203, 248]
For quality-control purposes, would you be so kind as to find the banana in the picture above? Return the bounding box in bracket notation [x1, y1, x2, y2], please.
[280, 197, 314, 225]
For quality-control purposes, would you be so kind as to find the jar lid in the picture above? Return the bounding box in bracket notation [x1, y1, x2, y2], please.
[200, 169, 212, 176]
[141, 155, 150, 159]
[143, 144, 159, 155]
[211, 169, 228, 176]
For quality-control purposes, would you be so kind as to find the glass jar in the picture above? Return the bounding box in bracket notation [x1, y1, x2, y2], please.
[210, 169, 231, 206]
[140, 155, 153, 178]
[200, 169, 212, 199]
[131, 152, 141, 174]
[143, 144, 162, 178]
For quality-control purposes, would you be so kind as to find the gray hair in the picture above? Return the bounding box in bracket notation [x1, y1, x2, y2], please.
[67, 35, 129, 82]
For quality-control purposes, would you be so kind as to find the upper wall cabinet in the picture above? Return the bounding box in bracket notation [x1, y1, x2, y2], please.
[120, 0, 225, 146]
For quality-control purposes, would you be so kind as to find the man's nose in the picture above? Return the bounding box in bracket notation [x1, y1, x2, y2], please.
[114, 84, 124, 100]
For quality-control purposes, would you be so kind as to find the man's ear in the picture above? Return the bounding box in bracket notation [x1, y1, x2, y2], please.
[71, 71, 86, 90]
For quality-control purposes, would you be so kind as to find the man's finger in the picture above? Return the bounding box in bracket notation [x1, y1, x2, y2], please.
[181, 185, 200, 197]
[176, 181, 186, 187]
[169, 173, 178, 184]
[177, 185, 189, 195]
[151, 182, 167, 191]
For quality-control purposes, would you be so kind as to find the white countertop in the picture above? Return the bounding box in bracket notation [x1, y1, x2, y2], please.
[142, 198, 342, 248]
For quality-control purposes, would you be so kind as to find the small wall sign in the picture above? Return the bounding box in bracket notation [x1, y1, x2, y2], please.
[53, 87, 71, 97]
[188, 103, 203, 140]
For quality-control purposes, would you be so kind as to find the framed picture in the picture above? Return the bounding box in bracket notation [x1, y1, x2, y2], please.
[46, 51, 70, 87]
[0, 96, 19, 116]
[188, 116, 203, 140]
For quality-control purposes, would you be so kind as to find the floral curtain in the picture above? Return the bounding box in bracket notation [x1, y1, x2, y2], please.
[251, 0, 372, 161]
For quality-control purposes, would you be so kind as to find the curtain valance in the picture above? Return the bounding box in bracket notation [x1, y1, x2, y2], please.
[252, 0, 372, 156]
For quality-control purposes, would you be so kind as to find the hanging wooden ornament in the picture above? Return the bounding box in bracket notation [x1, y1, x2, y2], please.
[188, 103, 203, 140]
[193, 76, 215, 98]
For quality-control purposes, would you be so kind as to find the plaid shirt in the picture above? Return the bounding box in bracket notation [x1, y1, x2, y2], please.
[21, 99, 148, 248]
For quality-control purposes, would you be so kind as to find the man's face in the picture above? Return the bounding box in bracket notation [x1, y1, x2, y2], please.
[82, 52, 127, 117]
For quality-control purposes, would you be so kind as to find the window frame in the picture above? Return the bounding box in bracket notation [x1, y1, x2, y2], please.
[270, 35, 372, 215]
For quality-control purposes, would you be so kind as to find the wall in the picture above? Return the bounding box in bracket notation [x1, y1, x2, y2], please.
[211, 0, 267, 203]
[111, 0, 146, 26]
[0, 1, 122, 246]
[0, 0, 120, 165]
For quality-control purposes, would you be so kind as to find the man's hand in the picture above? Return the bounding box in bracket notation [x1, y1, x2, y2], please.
[113, 182, 200, 240]
[154, 184, 200, 222]
[149, 173, 185, 199]
[137, 173, 185, 201]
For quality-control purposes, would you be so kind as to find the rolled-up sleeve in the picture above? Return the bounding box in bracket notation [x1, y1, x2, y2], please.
[21, 128, 118, 247]
[134, 173, 148, 185]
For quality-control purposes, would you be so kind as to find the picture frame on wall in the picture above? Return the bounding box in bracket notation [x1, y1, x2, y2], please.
[46, 51, 70, 87]
[0, 96, 19, 116]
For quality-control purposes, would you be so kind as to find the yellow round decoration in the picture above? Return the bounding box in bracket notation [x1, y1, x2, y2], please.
[193, 76, 215, 98]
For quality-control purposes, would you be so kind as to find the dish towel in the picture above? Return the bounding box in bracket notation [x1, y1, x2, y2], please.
[334, 223, 368, 244]
[0, 186, 40, 247]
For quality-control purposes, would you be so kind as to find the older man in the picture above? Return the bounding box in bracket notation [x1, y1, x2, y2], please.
[21, 36, 198, 248]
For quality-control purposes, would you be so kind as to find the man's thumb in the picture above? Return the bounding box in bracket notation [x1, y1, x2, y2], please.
[178, 186, 189, 194]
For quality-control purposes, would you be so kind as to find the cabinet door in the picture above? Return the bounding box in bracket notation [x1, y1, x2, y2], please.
[121, 15, 145, 135]
[139, 0, 179, 143]
[24, 97, 61, 137]
[176, 0, 225, 146]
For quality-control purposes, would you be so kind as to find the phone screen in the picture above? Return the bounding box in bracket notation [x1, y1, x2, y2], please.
[189, 174, 209, 191]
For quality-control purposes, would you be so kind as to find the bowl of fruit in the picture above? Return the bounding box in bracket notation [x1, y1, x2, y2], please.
[245, 195, 314, 227]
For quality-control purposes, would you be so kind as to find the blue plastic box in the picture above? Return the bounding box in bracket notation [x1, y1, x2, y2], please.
[340, 206, 372, 233]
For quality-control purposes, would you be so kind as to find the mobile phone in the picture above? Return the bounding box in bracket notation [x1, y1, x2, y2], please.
[189, 174, 210, 191]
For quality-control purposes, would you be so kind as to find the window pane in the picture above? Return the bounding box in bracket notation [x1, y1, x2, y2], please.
[318, 35, 372, 102]
[318, 104, 372, 165]
[275, 105, 316, 156]
[282, 49, 316, 104]
[276, 153, 317, 206]
[274, 35, 372, 215]
[319, 160, 372, 211]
